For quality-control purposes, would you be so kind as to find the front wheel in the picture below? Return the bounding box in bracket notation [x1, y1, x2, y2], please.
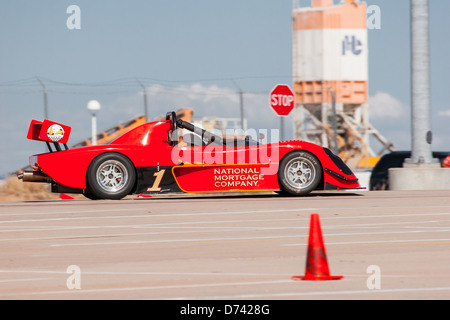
[82, 189, 99, 200]
[86, 153, 136, 200]
[278, 151, 322, 196]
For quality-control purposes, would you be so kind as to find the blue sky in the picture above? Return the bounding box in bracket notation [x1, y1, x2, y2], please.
[0, 0, 449, 176]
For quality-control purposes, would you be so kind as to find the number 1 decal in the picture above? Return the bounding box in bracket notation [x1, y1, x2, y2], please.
[147, 169, 166, 192]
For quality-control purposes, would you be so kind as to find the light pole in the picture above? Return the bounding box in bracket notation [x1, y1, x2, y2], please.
[87, 100, 101, 145]
[388, 0, 447, 191]
[407, 0, 436, 165]
[231, 80, 246, 131]
[36, 77, 48, 119]
[137, 79, 149, 122]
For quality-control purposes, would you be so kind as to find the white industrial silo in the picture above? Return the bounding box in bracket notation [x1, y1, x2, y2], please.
[292, 0, 394, 168]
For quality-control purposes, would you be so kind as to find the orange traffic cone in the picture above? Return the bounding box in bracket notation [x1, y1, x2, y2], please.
[60, 193, 74, 200]
[137, 193, 152, 198]
[292, 213, 343, 281]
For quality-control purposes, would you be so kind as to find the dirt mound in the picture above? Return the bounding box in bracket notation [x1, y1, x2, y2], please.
[0, 176, 73, 201]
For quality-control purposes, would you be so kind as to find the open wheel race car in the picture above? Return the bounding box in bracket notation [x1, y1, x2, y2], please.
[18, 111, 360, 200]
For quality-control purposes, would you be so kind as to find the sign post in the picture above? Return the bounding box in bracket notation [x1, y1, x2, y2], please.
[270, 84, 295, 141]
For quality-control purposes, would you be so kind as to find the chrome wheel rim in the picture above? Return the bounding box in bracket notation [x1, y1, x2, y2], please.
[284, 158, 316, 189]
[96, 160, 128, 193]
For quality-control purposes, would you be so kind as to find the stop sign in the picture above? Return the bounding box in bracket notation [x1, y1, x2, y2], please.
[270, 84, 295, 117]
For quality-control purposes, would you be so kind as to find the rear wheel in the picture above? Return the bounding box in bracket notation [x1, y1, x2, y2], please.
[86, 153, 136, 200]
[278, 151, 322, 196]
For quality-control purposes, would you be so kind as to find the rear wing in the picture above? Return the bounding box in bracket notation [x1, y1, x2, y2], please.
[27, 119, 72, 152]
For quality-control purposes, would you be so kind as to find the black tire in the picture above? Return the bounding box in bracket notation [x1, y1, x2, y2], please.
[278, 151, 322, 196]
[86, 153, 136, 200]
[82, 189, 99, 200]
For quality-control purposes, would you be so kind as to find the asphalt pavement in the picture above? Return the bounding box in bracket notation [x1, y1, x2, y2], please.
[0, 190, 449, 300]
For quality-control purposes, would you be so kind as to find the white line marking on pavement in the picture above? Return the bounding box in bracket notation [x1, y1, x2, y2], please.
[0, 269, 290, 277]
[283, 238, 450, 246]
[2, 277, 449, 299]
[0, 208, 319, 224]
[3, 204, 450, 217]
[48, 231, 450, 248]
[1, 209, 449, 225]
[0, 277, 53, 283]
[3, 223, 448, 242]
[0, 279, 292, 298]
[168, 286, 450, 300]
[1, 217, 448, 234]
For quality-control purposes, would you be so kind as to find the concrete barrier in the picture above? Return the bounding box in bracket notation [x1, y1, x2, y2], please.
[389, 165, 450, 190]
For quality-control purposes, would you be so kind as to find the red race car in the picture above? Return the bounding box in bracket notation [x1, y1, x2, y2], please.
[18, 111, 360, 200]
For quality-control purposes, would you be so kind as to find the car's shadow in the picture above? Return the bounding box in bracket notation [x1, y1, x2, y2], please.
[12, 191, 365, 203]
[132, 191, 365, 201]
